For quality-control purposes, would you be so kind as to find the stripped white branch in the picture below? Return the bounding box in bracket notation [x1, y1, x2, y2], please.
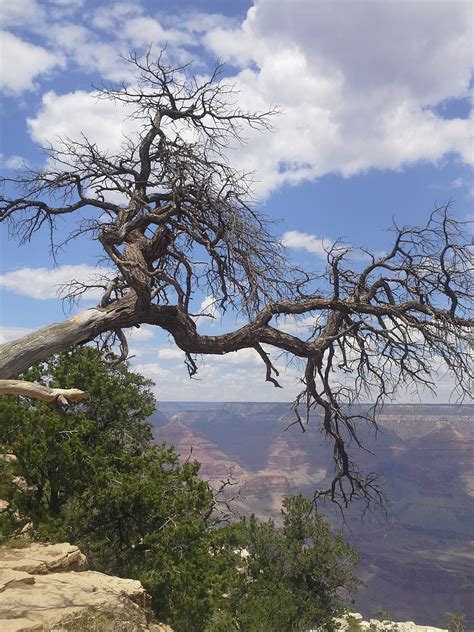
[0, 380, 85, 406]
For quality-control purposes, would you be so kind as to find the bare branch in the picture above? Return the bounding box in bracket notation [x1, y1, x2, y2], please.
[1, 51, 472, 508]
[0, 380, 85, 406]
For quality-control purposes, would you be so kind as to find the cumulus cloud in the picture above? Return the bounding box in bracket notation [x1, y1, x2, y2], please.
[0, 154, 29, 170]
[157, 348, 186, 361]
[208, 348, 262, 366]
[157, 345, 270, 368]
[90, 2, 144, 32]
[132, 356, 301, 402]
[0, 265, 111, 300]
[19, 1, 472, 196]
[451, 177, 474, 199]
[203, 0, 473, 195]
[133, 363, 171, 382]
[282, 231, 329, 257]
[0, 31, 61, 94]
[45, 24, 136, 82]
[27, 90, 138, 152]
[193, 296, 221, 325]
[126, 324, 156, 342]
[48, 0, 85, 11]
[278, 315, 323, 336]
[123, 16, 192, 47]
[0, 0, 45, 28]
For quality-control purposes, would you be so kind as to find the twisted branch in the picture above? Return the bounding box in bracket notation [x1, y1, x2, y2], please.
[1, 52, 472, 508]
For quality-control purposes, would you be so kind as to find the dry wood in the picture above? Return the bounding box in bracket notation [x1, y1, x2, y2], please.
[1, 52, 472, 507]
[0, 380, 85, 406]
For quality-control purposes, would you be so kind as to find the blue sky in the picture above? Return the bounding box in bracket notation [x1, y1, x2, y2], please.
[0, 0, 472, 402]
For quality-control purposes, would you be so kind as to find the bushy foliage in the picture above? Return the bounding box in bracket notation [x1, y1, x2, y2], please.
[0, 348, 361, 631]
[0, 348, 224, 626]
[66, 446, 227, 628]
[0, 347, 154, 535]
[444, 612, 467, 632]
[217, 496, 361, 631]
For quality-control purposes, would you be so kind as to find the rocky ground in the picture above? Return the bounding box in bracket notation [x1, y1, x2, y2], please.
[0, 542, 171, 631]
[0, 541, 451, 631]
[334, 612, 447, 631]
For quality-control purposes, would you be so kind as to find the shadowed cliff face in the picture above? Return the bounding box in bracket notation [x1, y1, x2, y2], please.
[152, 403, 473, 628]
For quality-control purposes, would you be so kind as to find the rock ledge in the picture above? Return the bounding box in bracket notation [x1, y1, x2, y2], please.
[0, 542, 170, 631]
[334, 612, 447, 632]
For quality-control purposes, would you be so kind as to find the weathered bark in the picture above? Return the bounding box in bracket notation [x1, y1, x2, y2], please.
[1, 291, 472, 380]
[1, 52, 472, 507]
[0, 380, 85, 405]
[0, 296, 138, 379]
[0, 298, 314, 380]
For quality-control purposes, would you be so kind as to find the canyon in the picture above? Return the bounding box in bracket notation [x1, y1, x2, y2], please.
[152, 403, 473, 629]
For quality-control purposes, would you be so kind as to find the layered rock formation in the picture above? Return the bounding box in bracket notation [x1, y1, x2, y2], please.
[152, 402, 474, 626]
[0, 542, 171, 631]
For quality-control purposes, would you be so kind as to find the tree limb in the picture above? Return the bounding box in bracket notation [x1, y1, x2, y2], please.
[0, 380, 85, 406]
[1, 51, 472, 507]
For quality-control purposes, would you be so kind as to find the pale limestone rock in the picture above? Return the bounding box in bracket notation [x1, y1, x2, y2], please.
[0, 571, 149, 627]
[0, 543, 169, 631]
[0, 453, 17, 463]
[11, 477, 37, 494]
[0, 569, 35, 592]
[1, 618, 43, 631]
[336, 613, 447, 632]
[0, 543, 86, 575]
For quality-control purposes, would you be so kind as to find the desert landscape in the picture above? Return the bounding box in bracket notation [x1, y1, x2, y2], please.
[153, 403, 474, 627]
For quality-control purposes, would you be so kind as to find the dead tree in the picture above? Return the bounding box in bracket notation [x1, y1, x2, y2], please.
[1, 53, 472, 507]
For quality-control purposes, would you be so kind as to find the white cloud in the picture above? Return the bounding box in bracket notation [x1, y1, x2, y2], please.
[27, 90, 138, 154]
[209, 348, 262, 366]
[49, 0, 83, 5]
[133, 363, 171, 381]
[157, 348, 186, 360]
[5, 155, 27, 169]
[157, 346, 274, 368]
[169, 12, 233, 35]
[126, 324, 156, 342]
[451, 177, 474, 199]
[282, 231, 329, 257]
[0, 154, 29, 170]
[0, 265, 112, 300]
[0, 326, 33, 344]
[193, 295, 221, 325]
[0, 31, 61, 94]
[278, 315, 323, 336]
[123, 17, 192, 47]
[132, 356, 301, 402]
[121, 325, 157, 359]
[45, 24, 135, 82]
[90, 3, 143, 32]
[203, 0, 473, 196]
[200, 295, 220, 317]
[0, 0, 44, 28]
[19, 2, 472, 197]
[48, 0, 84, 9]
[128, 343, 298, 401]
